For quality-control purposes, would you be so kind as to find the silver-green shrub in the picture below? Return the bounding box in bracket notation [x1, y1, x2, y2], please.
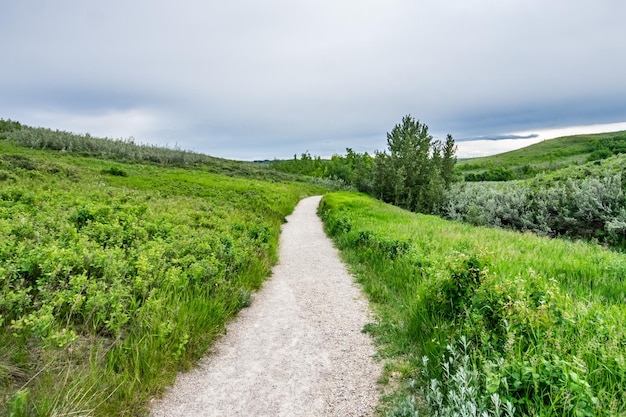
[387, 338, 515, 417]
[443, 173, 626, 247]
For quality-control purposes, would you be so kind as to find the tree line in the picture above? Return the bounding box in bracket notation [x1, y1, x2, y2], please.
[273, 116, 626, 249]
[272, 115, 457, 214]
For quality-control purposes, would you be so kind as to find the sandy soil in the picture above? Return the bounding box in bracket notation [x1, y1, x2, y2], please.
[150, 195, 381, 417]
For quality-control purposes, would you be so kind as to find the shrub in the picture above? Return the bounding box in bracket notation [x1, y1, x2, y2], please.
[387, 339, 516, 417]
[100, 167, 128, 177]
[443, 173, 626, 248]
[0, 143, 323, 414]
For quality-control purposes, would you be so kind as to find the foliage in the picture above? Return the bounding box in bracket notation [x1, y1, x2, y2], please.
[464, 166, 516, 182]
[328, 148, 375, 193]
[272, 116, 457, 215]
[371, 116, 456, 214]
[271, 149, 374, 192]
[0, 119, 22, 134]
[271, 151, 328, 177]
[443, 165, 626, 249]
[586, 133, 626, 162]
[0, 139, 325, 415]
[319, 192, 626, 416]
[387, 339, 516, 417]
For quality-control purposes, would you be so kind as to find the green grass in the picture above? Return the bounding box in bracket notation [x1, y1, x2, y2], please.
[319, 192, 626, 416]
[457, 130, 626, 180]
[0, 137, 327, 415]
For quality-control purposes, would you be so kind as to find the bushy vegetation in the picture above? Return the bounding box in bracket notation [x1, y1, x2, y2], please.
[272, 148, 374, 193]
[276, 128, 626, 252]
[0, 119, 22, 134]
[6, 115, 625, 415]
[0, 119, 220, 166]
[0, 137, 325, 415]
[463, 166, 519, 182]
[371, 116, 456, 214]
[319, 192, 626, 416]
[583, 133, 626, 162]
[271, 151, 329, 178]
[444, 156, 626, 249]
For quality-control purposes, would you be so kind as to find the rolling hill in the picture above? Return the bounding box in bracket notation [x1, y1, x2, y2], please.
[457, 130, 626, 181]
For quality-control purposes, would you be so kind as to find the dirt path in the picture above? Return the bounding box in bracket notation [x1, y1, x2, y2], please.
[150, 195, 381, 417]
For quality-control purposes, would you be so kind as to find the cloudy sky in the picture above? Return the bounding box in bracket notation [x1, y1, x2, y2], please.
[1, 1, 625, 160]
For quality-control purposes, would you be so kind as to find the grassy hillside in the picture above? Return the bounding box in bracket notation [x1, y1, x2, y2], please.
[0, 126, 327, 415]
[457, 130, 626, 181]
[320, 192, 626, 416]
[0, 119, 342, 187]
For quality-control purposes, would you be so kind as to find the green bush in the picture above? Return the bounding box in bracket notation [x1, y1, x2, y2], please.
[465, 167, 516, 182]
[100, 166, 128, 177]
[0, 119, 22, 133]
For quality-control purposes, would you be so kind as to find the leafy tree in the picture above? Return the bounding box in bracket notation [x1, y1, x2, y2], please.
[441, 134, 457, 187]
[373, 115, 457, 213]
[270, 115, 456, 214]
[344, 148, 374, 193]
[271, 151, 327, 177]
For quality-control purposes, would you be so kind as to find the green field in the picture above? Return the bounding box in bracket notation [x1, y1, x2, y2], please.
[0, 125, 327, 415]
[320, 192, 626, 416]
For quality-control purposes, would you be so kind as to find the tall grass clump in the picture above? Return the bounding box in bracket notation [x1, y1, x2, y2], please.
[319, 192, 626, 416]
[0, 141, 326, 415]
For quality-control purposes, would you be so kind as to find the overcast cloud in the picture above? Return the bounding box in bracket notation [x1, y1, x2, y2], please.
[1, 1, 625, 160]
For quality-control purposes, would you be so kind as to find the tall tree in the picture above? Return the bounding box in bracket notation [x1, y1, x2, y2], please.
[373, 115, 457, 214]
[441, 134, 457, 187]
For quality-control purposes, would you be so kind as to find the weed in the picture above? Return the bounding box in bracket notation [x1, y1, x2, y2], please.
[387, 338, 516, 417]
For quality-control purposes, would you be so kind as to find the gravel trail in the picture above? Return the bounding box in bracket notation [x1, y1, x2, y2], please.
[151, 195, 381, 417]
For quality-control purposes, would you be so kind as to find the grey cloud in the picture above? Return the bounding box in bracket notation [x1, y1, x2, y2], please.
[1, 0, 625, 160]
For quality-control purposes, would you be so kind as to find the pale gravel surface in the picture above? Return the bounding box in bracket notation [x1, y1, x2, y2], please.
[151, 195, 381, 417]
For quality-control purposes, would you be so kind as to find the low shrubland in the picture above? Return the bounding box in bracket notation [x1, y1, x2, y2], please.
[319, 192, 626, 416]
[0, 140, 325, 415]
[444, 155, 626, 249]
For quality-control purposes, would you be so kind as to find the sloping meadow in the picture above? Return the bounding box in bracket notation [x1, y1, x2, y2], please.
[0, 146, 325, 415]
[319, 192, 626, 416]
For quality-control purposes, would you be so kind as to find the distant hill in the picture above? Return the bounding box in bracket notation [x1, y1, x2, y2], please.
[0, 118, 321, 184]
[456, 130, 626, 181]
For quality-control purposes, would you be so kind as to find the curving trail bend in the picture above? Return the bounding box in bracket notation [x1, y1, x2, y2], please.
[151, 195, 381, 417]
